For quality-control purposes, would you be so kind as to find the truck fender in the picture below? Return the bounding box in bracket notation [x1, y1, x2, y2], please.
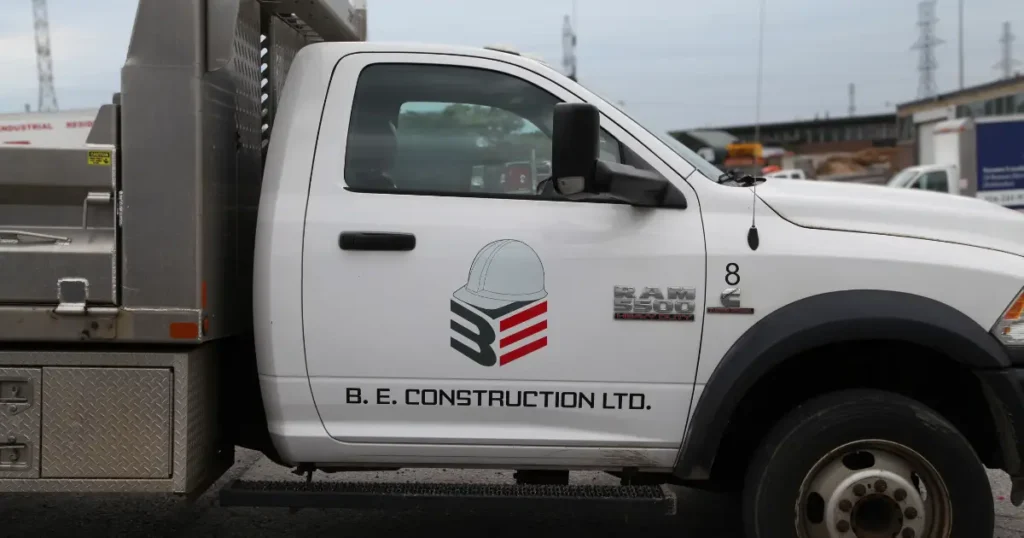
[673, 289, 1011, 480]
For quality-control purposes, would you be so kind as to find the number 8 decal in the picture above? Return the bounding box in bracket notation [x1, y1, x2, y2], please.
[726, 263, 740, 285]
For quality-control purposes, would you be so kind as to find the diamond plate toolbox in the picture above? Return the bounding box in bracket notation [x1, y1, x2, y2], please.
[41, 367, 172, 479]
[0, 368, 42, 478]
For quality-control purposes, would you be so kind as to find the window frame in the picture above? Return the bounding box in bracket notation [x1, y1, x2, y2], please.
[315, 51, 690, 207]
[344, 62, 635, 201]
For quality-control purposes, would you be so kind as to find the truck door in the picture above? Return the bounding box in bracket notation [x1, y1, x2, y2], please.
[301, 51, 706, 459]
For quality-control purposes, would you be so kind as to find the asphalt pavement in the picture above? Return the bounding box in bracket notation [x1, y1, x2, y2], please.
[2, 449, 1022, 537]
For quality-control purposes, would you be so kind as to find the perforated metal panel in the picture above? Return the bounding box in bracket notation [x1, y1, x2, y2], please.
[233, 1, 264, 176]
[262, 13, 320, 151]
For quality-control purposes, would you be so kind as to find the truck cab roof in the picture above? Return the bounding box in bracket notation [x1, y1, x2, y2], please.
[301, 41, 561, 72]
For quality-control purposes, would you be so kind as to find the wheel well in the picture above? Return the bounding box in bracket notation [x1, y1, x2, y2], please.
[707, 340, 1001, 489]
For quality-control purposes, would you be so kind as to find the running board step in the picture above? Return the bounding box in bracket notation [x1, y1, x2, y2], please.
[219, 480, 678, 516]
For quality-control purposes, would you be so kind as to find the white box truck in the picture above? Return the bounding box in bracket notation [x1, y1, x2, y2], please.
[0, 109, 101, 148]
[887, 115, 1024, 212]
[3, 1, 1024, 536]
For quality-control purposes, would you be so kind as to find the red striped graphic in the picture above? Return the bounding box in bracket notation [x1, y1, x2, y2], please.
[500, 337, 548, 366]
[496, 300, 548, 365]
[500, 320, 547, 348]
[500, 300, 547, 331]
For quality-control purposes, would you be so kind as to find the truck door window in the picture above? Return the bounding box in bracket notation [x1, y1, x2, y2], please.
[923, 171, 949, 192]
[344, 63, 622, 198]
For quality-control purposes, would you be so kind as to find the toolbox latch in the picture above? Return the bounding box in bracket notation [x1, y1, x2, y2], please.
[0, 439, 30, 470]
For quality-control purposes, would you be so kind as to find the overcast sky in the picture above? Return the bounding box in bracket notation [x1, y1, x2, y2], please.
[0, 0, 1018, 132]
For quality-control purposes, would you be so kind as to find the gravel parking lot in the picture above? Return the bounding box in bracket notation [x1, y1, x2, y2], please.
[2, 449, 1022, 537]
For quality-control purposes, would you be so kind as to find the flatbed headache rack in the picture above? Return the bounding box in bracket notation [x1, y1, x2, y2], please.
[0, 0, 365, 346]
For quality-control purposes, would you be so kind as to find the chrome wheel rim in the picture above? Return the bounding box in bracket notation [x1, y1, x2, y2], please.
[795, 439, 952, 538]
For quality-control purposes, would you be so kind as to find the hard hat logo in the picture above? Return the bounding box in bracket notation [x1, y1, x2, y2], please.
[451, 240, 549, 367]
[454, 239, 547, 310]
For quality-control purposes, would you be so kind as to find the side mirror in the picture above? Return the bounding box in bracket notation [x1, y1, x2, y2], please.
[550, 103, 600, 197]
[549, 102, 685, 209]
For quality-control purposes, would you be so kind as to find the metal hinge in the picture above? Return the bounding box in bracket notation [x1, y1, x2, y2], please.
[117, 189, 124, 228]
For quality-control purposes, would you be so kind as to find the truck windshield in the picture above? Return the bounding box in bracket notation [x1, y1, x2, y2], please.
[596, 94, 726, 181]
[652, 129, 727, 180]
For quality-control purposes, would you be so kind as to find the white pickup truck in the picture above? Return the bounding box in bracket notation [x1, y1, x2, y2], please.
[765, 168, 808, 180]
[887, 163, 960, 194]
[3, 1, 1024, 537]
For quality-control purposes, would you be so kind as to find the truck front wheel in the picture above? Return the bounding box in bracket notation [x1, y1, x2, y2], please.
[742, 389, 993, 538]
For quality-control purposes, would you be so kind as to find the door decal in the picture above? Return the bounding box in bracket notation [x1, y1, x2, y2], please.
[450, 239, 548, 367]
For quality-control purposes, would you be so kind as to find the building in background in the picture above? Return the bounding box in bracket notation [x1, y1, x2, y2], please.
[896, 74, 1024, 166]
[670, 113, 911, 183]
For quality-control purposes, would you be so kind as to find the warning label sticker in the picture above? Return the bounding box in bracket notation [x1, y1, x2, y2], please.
[87, 151, 112, 166]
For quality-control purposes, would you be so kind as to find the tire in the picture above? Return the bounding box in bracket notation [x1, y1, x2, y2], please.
[742, 388, 993, 538]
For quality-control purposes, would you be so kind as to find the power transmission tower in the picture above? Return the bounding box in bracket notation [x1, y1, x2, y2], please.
[848, 83, 856, 116]
[995, 22, 1020, 79]
[562, 14, 577, 81]
[911, 0, 943, 99]
[32, 0, 59, 112]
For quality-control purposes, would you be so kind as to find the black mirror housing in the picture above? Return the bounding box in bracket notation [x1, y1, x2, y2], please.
[551, 103, 600, 196]
[594, 160, 684, 208]
[548, 101, 685, 209]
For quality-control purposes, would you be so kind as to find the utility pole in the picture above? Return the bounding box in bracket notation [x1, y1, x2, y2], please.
[958, 0, 964, 89]
[995, 22, 1020, 79]
[561, 1, 577, 81]
[848, 83, 856, 116]
[31, 0, 59, 112]
[352, 0, 367, 40]
[912, 0, 943, 99]
[753, 0, 765, 144]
